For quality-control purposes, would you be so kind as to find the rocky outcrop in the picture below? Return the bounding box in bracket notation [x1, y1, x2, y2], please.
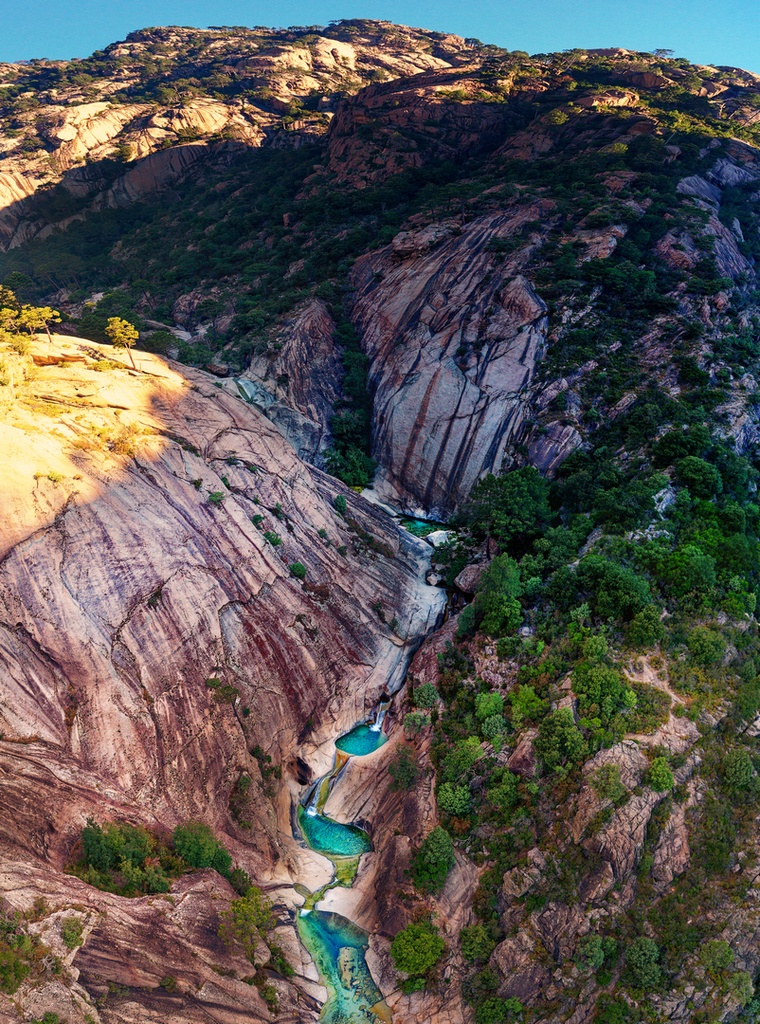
[238, 299, 343, 462]
[0, 23, 480, 249]
[0, 336, 445, 1022]
[325, 69, 526, 186]
[351, 209, 550, 515]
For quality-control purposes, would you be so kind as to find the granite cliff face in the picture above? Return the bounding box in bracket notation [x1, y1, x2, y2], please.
[351, 210, 550, 516]
[0, 336, 444, 1022]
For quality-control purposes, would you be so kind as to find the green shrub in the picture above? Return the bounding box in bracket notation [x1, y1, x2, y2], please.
[333, 494, 347, 516]
[73, 819, 174, 896]
[625, 935, 661, 989]
[510, 684, 545, 729]
[626, 605, 665, 649]
[460, 924, 497, 962]
[481, 714, 507, 740]
[413, 682, 440, 708]
[476, 997, 523, 1023]
[535, 708, 588, 774]
[676, 456, 722, 498]
[722, 748, 754, 794]
[460, 467, 551, 555]
[591, 764, 626, 802]
[699, 938, 733, 971]
[390, 920, 445, 976]
[574, 556, 651, 623]
[472, 555, 523, 636]
[218, 888, 275, 964]
[60, 916, 83, 949]
[663, 544, 716, 605]
[172, 822, 232, 875]
[411, 827, 455, 893]
[388, 746, 420, 791]
[647, 757, 674, 792]
[207, 491, 225, 505]
[475, 692, 505, 721]
[403, 711, 429, 735]
[438, 782, 471, 815]
[440, 736, 482, 783]
[576, 934, 606, 971]
[263, 530, 281, 546]
[289, 562, 307, 579]
[488, 767, 519, 811]
[687, 626, 725, 666]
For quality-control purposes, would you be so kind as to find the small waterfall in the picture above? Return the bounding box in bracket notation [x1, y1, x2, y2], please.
[369, 698, 391, 733]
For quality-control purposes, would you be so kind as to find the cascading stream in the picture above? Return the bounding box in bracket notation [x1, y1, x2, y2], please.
[295, 707, 393, 1024]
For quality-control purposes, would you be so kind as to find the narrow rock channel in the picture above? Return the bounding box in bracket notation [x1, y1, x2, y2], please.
[292, 515, 447, 1023]
[295, 708, 393, 1024]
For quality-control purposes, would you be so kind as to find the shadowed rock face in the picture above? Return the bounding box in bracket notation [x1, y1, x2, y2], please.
[0, 338, 445, 1023]
[237, 299, 343, 462]
[351, 210, 549, 516]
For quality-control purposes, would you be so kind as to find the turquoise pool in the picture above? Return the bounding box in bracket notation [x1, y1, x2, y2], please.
[297, 909, 388, 1024]
[335, 722, 388, 757]
[298, 805, 371, 859]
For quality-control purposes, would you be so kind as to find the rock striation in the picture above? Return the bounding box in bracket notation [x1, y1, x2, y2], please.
[351, 210, 550, 516]
[0, 337, 445, 1022]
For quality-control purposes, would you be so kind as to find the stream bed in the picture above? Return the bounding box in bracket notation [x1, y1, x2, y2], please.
[295, 710, 392, 1024]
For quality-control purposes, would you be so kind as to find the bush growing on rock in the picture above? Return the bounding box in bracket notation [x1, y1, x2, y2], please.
[172, 821, 232, 874]
[676, 456, 722, 498]
[721, 748, 754, 797]
[647, 757, 674, 792]
[625, 605, 664, 649]
[472, 555, 523, 637]
[624, 936, 661, 989]
[440, 736, 483, 783]
[510, 684, 545, 729]
[289, 561, 307, 579]
[686, 626, 725, 667]
[218, 887, 275, 965]
[413, 682, 439, 707]
[459, 467, 551, 556]
[411, 827, 455, 893]
[475, 996, 524, 1023]
[535, 708, 588, 774]
[460, 924, 497, 963]
[438, 782, 471, 815]
[475, 691, 505, 721]
[390, 920, 445, 977]
[573, 556, 651, 624]
[699, 938, 733, 972]
[60, 916, 83, 949]
[403, 710, 429, 735]
[388, 745, 419, 791]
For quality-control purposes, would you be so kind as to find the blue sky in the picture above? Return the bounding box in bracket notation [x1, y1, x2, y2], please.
[1, 0, 758, 74]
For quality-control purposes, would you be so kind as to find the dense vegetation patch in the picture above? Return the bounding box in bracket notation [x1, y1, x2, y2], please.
[69, 819, 251, 897]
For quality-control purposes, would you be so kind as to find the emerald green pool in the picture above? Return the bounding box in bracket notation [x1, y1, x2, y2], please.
[297, 909, 388, 1024]
[335, 722, 388, 757]
[298, 805, 371, 859]
[401, 516, 439, 538]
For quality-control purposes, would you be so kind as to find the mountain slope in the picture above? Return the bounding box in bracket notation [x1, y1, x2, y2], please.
[2, 22, 760, 1024]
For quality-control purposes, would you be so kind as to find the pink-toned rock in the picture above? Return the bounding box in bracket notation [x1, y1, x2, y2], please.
[352, 209, 550, 515]
[453, 563, 486, 596]
[0, 339, 445, 1024]
[508, 730, 538, 777]
[408, 615, 460, 688]
[491, 931, 552, 1004]
[652, 804, 691, 889]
